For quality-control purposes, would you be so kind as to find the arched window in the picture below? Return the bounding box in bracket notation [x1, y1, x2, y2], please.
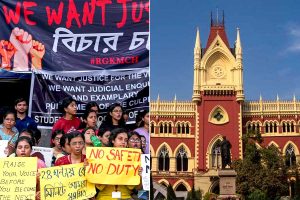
[287, 123, 291, 132]
[285, 144, 296, 167]
[186, 124, 190, 134]
[176, 146, 188, 171]
[247, 124, 251, 133]
[274, 123, 277, 132]
[211, 140, 222, 168]
[291, 122, 294, 132]
[158, 146, 170, 171]
[159, 124, 163, 133]
[181, 124, 185, 134]
[176, 183, 188, 191]
[168, 123, 172, 133]
[177, 124, 181, 133]
[265, 123, 269, 133]
[164, 124, 168, 133]
[283, 123, 286, 132]
[150, 122, 155, 134]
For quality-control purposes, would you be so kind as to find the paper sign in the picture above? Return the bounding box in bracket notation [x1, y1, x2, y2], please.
[141, 154, 150, 190]
[0, 140, 8, 158]
[0, 157, 37, 200]
[39, 163, 96, 200]
[86, 147, 141, 185]
[32, 146, 54, 167]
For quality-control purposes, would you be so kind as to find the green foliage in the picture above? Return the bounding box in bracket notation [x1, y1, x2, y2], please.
[186, 185, 202, 200]
[247, 189, 266, 200]
[203, 192, 211, 200]
[166, 184, 176, 200]
[233, 130, 289, 199]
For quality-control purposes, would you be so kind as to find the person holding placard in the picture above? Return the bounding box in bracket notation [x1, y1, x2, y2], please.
[128, 131, 144, 154]
[134, 110, 149, 154]
[52, 97, 81, 134]
[82, 127, 97, 155]
[95, 128, 140, 200]
[99, 103, 126, 131]
[15, 136, 46, 200]
[55, 131, 86, 166]
[0, 110, 19, 156]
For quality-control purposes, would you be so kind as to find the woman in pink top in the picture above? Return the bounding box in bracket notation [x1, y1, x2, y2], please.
[52, 97, 81, 134]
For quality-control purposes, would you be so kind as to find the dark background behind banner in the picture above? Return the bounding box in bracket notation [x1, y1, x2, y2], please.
[0, 0, 149, 73]
[31, 69, 149, 127]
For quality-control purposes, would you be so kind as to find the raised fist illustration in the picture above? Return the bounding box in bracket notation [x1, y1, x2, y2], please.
[30, 40, 45, 70]
[0, 40, 15, 70]
[9, 27, 32, 71]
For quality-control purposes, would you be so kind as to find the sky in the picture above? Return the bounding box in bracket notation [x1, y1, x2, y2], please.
[150, 0, 300, 101]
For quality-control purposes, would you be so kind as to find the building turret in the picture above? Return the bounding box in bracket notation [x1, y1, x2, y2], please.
[192, 28, 202, 103]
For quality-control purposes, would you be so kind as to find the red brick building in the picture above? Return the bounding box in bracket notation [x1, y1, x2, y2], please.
[150, 16, 300, 199]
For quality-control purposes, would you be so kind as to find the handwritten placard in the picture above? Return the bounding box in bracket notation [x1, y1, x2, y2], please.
[39, 163, 96, 200]
[32, 146, 54, 167]
[0, 157, 37, 200]
[141, 154, 150, 191]
[86, 147, 141, 185]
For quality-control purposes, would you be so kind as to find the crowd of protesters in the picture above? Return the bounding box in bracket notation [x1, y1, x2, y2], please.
[0, 97, 149, 200]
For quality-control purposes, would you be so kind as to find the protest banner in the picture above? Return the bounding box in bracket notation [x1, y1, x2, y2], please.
[30, 68, 149, 127]
[32, 146, 54, 167]
[39, 163, 96, 200]
[0, 157, 37, 200]
[0, 0, 149, 75]
[86, 147, 141, 185]
[0, 140, 8, 158]
[141, 154, 150, 191]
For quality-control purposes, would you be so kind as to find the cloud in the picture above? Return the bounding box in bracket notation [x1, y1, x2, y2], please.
[286, 25, 300, 53]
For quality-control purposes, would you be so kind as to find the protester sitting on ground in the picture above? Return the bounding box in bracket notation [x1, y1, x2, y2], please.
[15, 136, 46, 200]
[99, 103, 126, 131]
[95, 128, 141, 200]
[55, 133, 71, 160]
[128, 131, 144, 154]
[134, 110, 149, 154]
[14, 98, 38, 132]
[0, 110, 19, 156]
[52, 96, 81, 134]
[82, 127, 97, 155]
[51, 130, 64, 166]
[55, 131, 86, 166]
[79, 110, 98, 134]
[98, 127, 111, 147]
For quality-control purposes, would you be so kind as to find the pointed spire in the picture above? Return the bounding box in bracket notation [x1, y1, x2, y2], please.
[277, 94, 279, 101]
[157, 94, 160, 101]
[235, 28, 242, 56]
[174, 94, 177, 101]
[293, 94, 296, 101]
[259, 94, 262, 101]
[194, 27, 201, 54]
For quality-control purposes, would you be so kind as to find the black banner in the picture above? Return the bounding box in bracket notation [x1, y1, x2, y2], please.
[0, 0, 149, 74]
[30, 68, 149, 127]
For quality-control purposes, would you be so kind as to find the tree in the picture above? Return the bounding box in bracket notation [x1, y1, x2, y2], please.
[186, 185, 202, 200]
[247, 189, 266, 200]
[167, 184, 176, 200]
[232, 131, 289, 199]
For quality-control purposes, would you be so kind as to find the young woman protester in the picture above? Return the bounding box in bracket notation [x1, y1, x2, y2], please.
[85, 101, 101, 128]
[55, 131, 85, 166]
[98, 127, 111, 147]
[51, 130, 64, 165]
[82, 127, 97, 155]
[15, 136, 46, 200]
[134, 110, 149, 154]
[79, 110, 98, 133]
[99, 103, 126, 131]
[52, 97, 81, 134]
[95, 128, 141, 200]
[128, 131, 144, 154]
[0, 111, 19, 156]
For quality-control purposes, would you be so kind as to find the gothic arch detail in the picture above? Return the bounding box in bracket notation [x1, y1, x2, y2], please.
[173, 180, 192, 191]
[208, 106, 229, 125]
[206, 134, 225, 169]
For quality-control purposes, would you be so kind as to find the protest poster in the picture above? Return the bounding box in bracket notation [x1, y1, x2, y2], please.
[141, 154, 150, 191]
[0, 157, 37, 200]
[39, 163, 96, 200]
[86, 147, 141, 185]
[32, 146, 54, 167]
[30, 68, 149, 127]
[0, 140, 8, 158]
[0, 0, 149, 75]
